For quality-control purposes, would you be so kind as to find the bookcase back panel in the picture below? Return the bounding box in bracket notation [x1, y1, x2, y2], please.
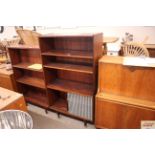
[17, 84, 48, 105]
[19, 84, 45, 95]
[48, 89, 67, 103]
[45, 68, 93, 84]
[43, 56, 93, 66]
[40, 37, 93, 51]
[9, 49, 42, 65]
[56, 57, 93, 66]
[57, 70, 93, 84]
[14, 69, 44, 79]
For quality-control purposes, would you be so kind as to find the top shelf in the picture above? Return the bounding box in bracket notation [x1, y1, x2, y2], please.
[42, 50, 93, 59]
[39, 32, 102, 38]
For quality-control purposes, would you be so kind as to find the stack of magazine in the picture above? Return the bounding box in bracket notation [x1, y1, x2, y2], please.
[67, 93, 93, 121]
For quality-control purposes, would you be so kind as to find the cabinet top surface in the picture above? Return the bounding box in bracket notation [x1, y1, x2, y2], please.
[99, 56, 155, 68]
[7, 45, 40, 50]
[99, 56, 123, 64]
[0, 87, 23, 109]
[39, 32, 103, 38]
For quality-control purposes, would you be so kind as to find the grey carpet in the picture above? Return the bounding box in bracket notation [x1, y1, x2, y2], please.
[29, 111, 72, 129]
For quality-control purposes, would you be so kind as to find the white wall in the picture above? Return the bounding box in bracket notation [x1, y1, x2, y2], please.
[0, 26, 17, 39]
[1, 26, 155, 44]
[76, 26, 155, 44]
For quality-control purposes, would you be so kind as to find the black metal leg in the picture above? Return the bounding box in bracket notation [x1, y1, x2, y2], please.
[84, 121, 87, 127]
[57, 113, 61, 118]
[45, 109, 48, 114]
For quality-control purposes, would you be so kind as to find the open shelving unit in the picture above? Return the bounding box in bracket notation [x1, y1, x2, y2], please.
[8, 45, 49, 110]
[8, 33, 103, 124]
[39, 33, 103, 123]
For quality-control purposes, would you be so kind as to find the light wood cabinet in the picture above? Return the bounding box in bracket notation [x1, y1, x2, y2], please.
[95, 93, 155, 129]
[0, 67, 16, 91]
[0, 87, 27, 111]
[95, 56, 155, 129]
[3, 96, 27, 111]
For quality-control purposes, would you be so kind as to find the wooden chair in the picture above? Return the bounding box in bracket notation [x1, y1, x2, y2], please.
[16, 29, 41, 46]
[122, 42, 149, 57]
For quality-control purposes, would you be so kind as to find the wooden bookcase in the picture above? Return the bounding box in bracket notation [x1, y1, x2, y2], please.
[39, 33, 103, 123]
[8, 45, 49, 110]
[8, 33, 103, 124]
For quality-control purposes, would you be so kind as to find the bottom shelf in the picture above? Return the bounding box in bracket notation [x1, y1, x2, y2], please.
[23, 89, 49, 109]
[50, 98, 68, 112]
[48, 105, 93, 123]
[48, 90, 93, 122]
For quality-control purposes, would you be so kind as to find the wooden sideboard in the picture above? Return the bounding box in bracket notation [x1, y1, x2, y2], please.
[145, 44, 155, 57]
[95, 56, 155, 129]
[0, 87, 27, 111]
[0, 64, 16, 91]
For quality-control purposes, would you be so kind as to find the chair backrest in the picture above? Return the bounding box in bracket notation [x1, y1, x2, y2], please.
[0, 41, 6, 51]
[122, 42, 149, 57]
[16, 29, 41, 46]
[0, 110, 33, 129]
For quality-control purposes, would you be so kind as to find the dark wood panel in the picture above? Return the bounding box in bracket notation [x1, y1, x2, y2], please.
[148, 48, 155, 57]
[25, 91, 48, 108]
[8, 48, 42, 65]
[22, 85, 48, 108]
[40, 37, 93, 51]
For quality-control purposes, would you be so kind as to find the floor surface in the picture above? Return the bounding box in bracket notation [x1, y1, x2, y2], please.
[28, 104, 95, 129]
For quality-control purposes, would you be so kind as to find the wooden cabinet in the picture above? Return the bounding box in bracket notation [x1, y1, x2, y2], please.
[8, 45, 49, 110]
[0, 66, 16, 91]
[96, 93, 155, 129]
[0, 87, 27, 112]
[39, 33, 103, 123]
[3, 96, 27, 111]
[95, 56, 155, 128]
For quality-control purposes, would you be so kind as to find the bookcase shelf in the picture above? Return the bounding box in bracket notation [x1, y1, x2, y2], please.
[13, 62, 43, 72]
[44, 62, 93, 74]
[49, 98, 68, 112]
[47, 79, 94, 96]
[42, 50, 93, 59]
[25, 93, 48, 108]
[17, 76, 46, 89]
